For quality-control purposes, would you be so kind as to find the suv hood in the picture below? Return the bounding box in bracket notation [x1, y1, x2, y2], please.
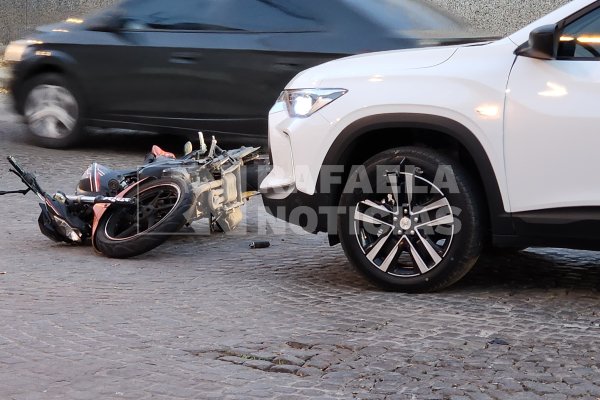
[287, 43, 485, 88]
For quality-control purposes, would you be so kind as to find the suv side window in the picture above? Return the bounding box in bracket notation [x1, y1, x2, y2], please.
[558, 6, 600, 59]
[120, 0, 321, 32]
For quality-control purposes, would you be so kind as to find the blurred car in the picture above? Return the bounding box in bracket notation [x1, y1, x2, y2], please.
[4, 0, 488, 148]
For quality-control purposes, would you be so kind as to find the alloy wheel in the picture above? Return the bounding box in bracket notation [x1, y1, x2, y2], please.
[353, 171, 455, 278]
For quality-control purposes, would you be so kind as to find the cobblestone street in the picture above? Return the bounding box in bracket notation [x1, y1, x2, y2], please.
[1, 94, 600, 399]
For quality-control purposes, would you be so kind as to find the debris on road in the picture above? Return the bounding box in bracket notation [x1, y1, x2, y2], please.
[250, 241, 271, 249]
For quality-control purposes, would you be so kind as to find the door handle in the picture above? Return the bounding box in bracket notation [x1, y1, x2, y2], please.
[170, 52, 200, 64]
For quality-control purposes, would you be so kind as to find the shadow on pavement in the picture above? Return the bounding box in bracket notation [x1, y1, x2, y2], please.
[455, 248, 600, 292]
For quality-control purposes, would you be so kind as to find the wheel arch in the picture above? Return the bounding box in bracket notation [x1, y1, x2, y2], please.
[13, 52, 84, 113]
[318, 113, 515, 242]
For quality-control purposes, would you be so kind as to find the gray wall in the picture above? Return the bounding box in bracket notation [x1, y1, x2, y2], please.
[0, 0, 117, 44]
[0, 0, 570, 45]
[429, 0, 569, 35]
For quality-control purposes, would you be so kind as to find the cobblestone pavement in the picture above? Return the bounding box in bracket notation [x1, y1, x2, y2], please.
[1, 94, 600, 400]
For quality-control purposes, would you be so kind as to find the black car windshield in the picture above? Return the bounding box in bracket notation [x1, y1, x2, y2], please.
[343, 0, 474, 38]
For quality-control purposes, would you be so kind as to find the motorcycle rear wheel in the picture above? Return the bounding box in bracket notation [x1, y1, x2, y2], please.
[94, 177, 194, 258]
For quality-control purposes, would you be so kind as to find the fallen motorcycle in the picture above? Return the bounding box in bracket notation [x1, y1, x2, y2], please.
[0, 134, 261, 258]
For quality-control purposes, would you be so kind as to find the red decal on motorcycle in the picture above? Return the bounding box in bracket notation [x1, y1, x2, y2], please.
[151, 145, 176, 159]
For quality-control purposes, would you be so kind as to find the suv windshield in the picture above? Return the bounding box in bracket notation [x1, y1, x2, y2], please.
[343, 0, 474, 38]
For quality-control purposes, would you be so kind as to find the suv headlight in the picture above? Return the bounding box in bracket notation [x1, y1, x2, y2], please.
[279, 88, 347, 118]
[4, 39, 42, 62]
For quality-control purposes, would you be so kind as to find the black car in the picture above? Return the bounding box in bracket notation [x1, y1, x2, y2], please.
[5, 0, 485, 148]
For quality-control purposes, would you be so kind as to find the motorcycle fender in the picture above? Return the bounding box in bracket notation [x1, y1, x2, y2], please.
[91, 178, 149, 253]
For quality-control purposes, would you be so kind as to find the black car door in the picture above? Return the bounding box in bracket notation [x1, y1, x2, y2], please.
[169, 0, 335, 139]
[92, 0, 344, 141]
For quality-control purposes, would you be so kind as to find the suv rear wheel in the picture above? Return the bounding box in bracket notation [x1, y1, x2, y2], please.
[22, 73, 85, 148]
[338, 146, 483, 292]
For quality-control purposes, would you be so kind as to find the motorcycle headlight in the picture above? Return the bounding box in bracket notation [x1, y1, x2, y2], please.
[279, 88, 347, 118]
[4, 39, 42, 62]
[51, 214, 82, 243]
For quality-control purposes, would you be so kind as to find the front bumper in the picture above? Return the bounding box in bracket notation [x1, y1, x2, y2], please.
[260, 106, 337, 234]
[260, 105, 332, 199]
[260, 108, 298, 199]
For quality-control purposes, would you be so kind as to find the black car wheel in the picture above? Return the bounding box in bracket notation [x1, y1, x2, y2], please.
[338, 147, 483, 292]
[22, 73, 85, 148]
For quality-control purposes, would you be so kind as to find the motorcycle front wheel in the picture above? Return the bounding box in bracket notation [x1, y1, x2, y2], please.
[94, 177, 194, 258]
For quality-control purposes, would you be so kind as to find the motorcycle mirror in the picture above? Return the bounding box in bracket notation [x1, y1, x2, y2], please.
[184, 141, 193, 156]
[198, 132, 207, 155]
[208, 136, 217, 158]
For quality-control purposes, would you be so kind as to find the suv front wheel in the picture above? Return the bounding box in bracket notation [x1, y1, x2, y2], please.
[338, 147, 483, 292]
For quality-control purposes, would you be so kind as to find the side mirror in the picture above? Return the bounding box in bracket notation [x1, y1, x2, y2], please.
[516, 24, 558, 60]
[86, 12, 124, 33]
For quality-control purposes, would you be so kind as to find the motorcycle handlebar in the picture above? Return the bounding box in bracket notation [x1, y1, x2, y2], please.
[6, 156, 46, 196]
[7, 156, 27, 176]
[64, 194, 135, 205]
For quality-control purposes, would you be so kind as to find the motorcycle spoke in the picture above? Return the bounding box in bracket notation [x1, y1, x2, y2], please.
[148, 190, 165, 206]
[154, 204, 176, 211]
[117, 223, 139, 239]
[146, 214, 157, 228]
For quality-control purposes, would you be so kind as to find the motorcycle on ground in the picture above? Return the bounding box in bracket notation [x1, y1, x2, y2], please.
[0, 134, 262, 258]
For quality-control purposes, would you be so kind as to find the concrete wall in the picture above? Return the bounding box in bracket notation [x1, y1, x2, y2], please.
[0, 0, 117, 44]
[429, 0, 570, 35]
[0, 0, 570, 45]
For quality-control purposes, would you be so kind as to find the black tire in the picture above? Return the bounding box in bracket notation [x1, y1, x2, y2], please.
[21, 73, 86, 148]
[338, 146, 483, 292]
[94, 177, 194, 258]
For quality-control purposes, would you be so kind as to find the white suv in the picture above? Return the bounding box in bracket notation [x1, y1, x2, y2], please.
[261, 0, 600, 292]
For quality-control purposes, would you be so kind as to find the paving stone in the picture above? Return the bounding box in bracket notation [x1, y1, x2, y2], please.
[272, 354, 306, 367]
[269, 364, 300, 374]
[243, 360, 273, 371]
[295, 367, 325, 377]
